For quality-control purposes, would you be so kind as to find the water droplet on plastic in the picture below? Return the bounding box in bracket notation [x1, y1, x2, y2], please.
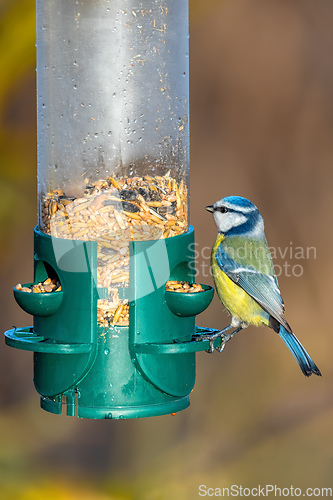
[73, 84, 77, 90]
[104, 348, 110, 355]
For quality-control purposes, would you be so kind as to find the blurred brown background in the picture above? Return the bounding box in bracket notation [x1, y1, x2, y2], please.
[1, 0, 332, 498]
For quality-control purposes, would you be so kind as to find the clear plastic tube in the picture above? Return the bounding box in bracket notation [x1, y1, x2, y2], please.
[37, 0, 189, 199]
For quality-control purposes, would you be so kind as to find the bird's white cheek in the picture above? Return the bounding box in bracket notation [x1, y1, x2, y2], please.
[213, 212, 247, 232]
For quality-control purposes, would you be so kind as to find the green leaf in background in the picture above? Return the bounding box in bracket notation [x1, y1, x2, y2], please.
[0, 0, 35, 117]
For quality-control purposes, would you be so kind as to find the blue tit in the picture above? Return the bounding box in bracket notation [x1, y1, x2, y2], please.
[201, 195, 321, 377]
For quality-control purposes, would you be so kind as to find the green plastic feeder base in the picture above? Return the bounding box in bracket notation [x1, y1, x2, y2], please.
[5, 226, 219, 419]
[40, 395, 190, 419]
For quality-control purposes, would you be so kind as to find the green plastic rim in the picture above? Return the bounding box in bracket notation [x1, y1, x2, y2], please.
[13, 283, 63, 317]
[40, 395, 190, 419]
[165, 283, 214, 317]
[4, 327, 93, 354]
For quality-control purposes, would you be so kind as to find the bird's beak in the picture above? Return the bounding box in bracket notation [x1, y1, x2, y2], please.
[205, 205, 214, 213]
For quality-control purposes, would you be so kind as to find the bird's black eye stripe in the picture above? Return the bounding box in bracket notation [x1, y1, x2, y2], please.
[216, 206, 228, 214]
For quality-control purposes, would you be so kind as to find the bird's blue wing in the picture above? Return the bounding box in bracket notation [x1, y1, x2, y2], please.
[215, 242, 290, 332]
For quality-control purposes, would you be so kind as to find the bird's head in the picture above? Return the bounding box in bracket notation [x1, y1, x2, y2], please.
[206, 196, 264, 237]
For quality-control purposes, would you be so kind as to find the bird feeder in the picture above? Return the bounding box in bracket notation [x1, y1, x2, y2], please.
[5, 0, 220, 419]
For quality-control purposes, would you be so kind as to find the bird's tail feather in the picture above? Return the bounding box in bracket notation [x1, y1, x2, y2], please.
[278, 326, 321, 377]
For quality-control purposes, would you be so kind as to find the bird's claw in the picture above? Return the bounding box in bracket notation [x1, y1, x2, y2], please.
[195, 332, 227, 354]
[205, 339, 216, 353]
[207, 336, 227, 353]
[216, 340, 226, 352]
[195, 325, 243, 354]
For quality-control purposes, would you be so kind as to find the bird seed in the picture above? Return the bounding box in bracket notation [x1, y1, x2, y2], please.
[40, 171, 188, 327]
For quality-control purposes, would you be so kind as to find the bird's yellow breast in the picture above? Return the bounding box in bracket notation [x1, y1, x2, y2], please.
[211, 234, 269, 327]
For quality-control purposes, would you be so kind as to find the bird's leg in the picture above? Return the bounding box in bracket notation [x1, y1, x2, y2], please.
[195, 324, 233, 353]
[195, 324, 244, 353]
[215, 325, 243, 352]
